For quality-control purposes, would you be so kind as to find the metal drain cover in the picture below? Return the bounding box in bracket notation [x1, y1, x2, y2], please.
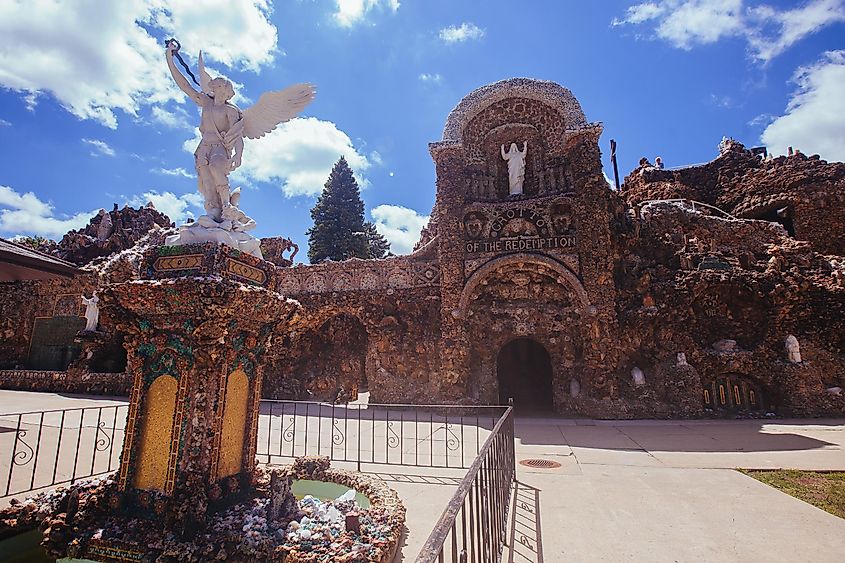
[519, 458, 561, 469]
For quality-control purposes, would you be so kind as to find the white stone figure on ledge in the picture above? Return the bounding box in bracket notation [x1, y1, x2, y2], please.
[785, 334, 801, 363]
[501, 141, 527, 195]
[631, 366, 646, 386]
[81, 293, 99, 332]
[162, 40, 315, 258]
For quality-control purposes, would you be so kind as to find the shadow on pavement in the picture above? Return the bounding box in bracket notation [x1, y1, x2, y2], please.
[507, 481, 543, 563]
[514, 419, 838, 453]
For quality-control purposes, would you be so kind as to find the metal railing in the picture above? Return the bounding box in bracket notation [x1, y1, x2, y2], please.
[257, 400, 506, 470]
[1, 400, 509, 500]
[639, 198, 740, 221]
[0, 405, 128, 499]
[416, 405, 516, 563]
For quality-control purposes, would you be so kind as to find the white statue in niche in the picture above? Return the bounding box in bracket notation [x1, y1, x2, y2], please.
[631, 366, 646, 386]
[501, 141, 528, 196]
[81, 293, 99, 332]
[569, 378, 581, 398]
[785, 335, 802, 363]
[163, 40, 315, 258]
[676, 352, 688, 366]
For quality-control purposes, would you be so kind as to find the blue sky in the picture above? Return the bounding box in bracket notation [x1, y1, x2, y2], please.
[1, 1, 844, 256]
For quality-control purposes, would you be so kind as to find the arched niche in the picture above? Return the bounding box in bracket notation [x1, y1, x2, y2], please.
[217, 368, 250, 479]
[455, 253, 590, 319]
[134, 374, 178, 491]
[266, 313, 368, 402]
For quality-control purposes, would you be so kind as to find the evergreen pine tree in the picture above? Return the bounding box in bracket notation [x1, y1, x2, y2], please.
[364, 221, 391, 259]
[307, 157, 370, 263]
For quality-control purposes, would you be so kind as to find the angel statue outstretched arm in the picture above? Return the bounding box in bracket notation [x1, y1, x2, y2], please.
[164, 41, 315, 224]
[165, 40, 206, 106]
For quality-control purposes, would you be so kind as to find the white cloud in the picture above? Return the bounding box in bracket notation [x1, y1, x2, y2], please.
[761, 50, 845, 161]
[370, 204, 429, 255]
[334, 0, 400, 27]
[152, 167, 195, 178]
[0, 185, 94, 239]
[82, 138, 116, 157]
[418, 73, 443, 82]
[125, 190, 204, 224]
[184, 117, 372, 197]
[369, 151, 384, 166]
[0, 0, 277, 128]
[613, 0, 845, 62]
[150, 105, 192, 129]
[747, 0, 845, 61]
[439, 23, 485, 43]
[709, 93, 734, 108]
[151, 0, 278, 72]
[0, 118, 10, 127]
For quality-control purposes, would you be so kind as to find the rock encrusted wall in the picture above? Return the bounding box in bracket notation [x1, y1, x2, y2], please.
[0, 369, 130, 395]
[1, 80, 843, 419]
[610, 202, 845, 417]
[622, 141, 845, 256]
[42, 204, 174, 266]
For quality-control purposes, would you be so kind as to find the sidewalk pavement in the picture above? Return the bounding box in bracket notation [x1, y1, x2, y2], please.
[508, 416, 845, 563]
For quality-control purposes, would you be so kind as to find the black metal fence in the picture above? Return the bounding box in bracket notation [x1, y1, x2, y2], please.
[415, 405, 516, 563]
[257, 400, 506, 470]
[0, 405, 128, 499]
[1, 400, 510, 500]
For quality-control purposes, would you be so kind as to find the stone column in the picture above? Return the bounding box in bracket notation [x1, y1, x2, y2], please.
[430, 142, 471, 400]
[100, 245, 299, 530]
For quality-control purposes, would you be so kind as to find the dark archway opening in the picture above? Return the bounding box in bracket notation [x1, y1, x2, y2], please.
[497, 338, 553, 410]
[749, 205, 796, 237]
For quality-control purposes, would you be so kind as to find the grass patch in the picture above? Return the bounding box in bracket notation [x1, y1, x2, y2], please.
[742, 470, 845, 519]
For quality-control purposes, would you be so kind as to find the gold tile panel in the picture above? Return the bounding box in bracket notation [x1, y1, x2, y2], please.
[153, 254, 203, 272]
[216, 369, 249, 479]
[134, 375, 178, 491]
[225, 258, 267, 285]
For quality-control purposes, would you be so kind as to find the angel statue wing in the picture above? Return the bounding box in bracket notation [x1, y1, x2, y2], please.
[242, 84, 316, 139]
[198, 51, 212, 95]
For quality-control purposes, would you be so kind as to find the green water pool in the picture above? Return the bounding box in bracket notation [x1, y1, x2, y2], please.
[0, 480, 369, 562]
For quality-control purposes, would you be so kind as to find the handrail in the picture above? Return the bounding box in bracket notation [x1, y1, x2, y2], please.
[639, 198, 740, 221]
[416, 405, 515, 562]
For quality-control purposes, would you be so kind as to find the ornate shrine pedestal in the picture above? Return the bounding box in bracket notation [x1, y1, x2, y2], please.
[99, 244, 299, 532]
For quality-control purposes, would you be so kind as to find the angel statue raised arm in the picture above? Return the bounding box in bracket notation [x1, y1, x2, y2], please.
[163, 39, 315, 258]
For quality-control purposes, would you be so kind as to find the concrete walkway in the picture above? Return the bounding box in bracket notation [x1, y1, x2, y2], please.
[1, 392, 843, 561]
[508, 416, 845, 563]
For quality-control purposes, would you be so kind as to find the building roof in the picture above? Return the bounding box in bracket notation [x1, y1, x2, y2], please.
[0, 238, 80, 282]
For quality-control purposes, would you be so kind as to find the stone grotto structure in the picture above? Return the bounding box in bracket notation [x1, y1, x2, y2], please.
[1, 78, 844, 418]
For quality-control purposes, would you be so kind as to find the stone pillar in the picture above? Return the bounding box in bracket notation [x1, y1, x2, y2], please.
[100, 244, 299, 529]
[430, 142, 471, 399]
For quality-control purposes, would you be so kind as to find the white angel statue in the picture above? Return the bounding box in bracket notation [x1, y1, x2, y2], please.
[163, 40, 315, 257]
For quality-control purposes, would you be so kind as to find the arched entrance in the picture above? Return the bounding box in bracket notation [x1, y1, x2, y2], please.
[497, 338, 553, 409]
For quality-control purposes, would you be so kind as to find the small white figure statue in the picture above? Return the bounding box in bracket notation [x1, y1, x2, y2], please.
[163, 40, 315, 258]
[81, 293, 99, 332]
[676, 352, 688, 366]
[785, 335, 801, 363]
[631, 366, 646, 386]
[569, 378, 581, 398]
[501, 141, 528, 195]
